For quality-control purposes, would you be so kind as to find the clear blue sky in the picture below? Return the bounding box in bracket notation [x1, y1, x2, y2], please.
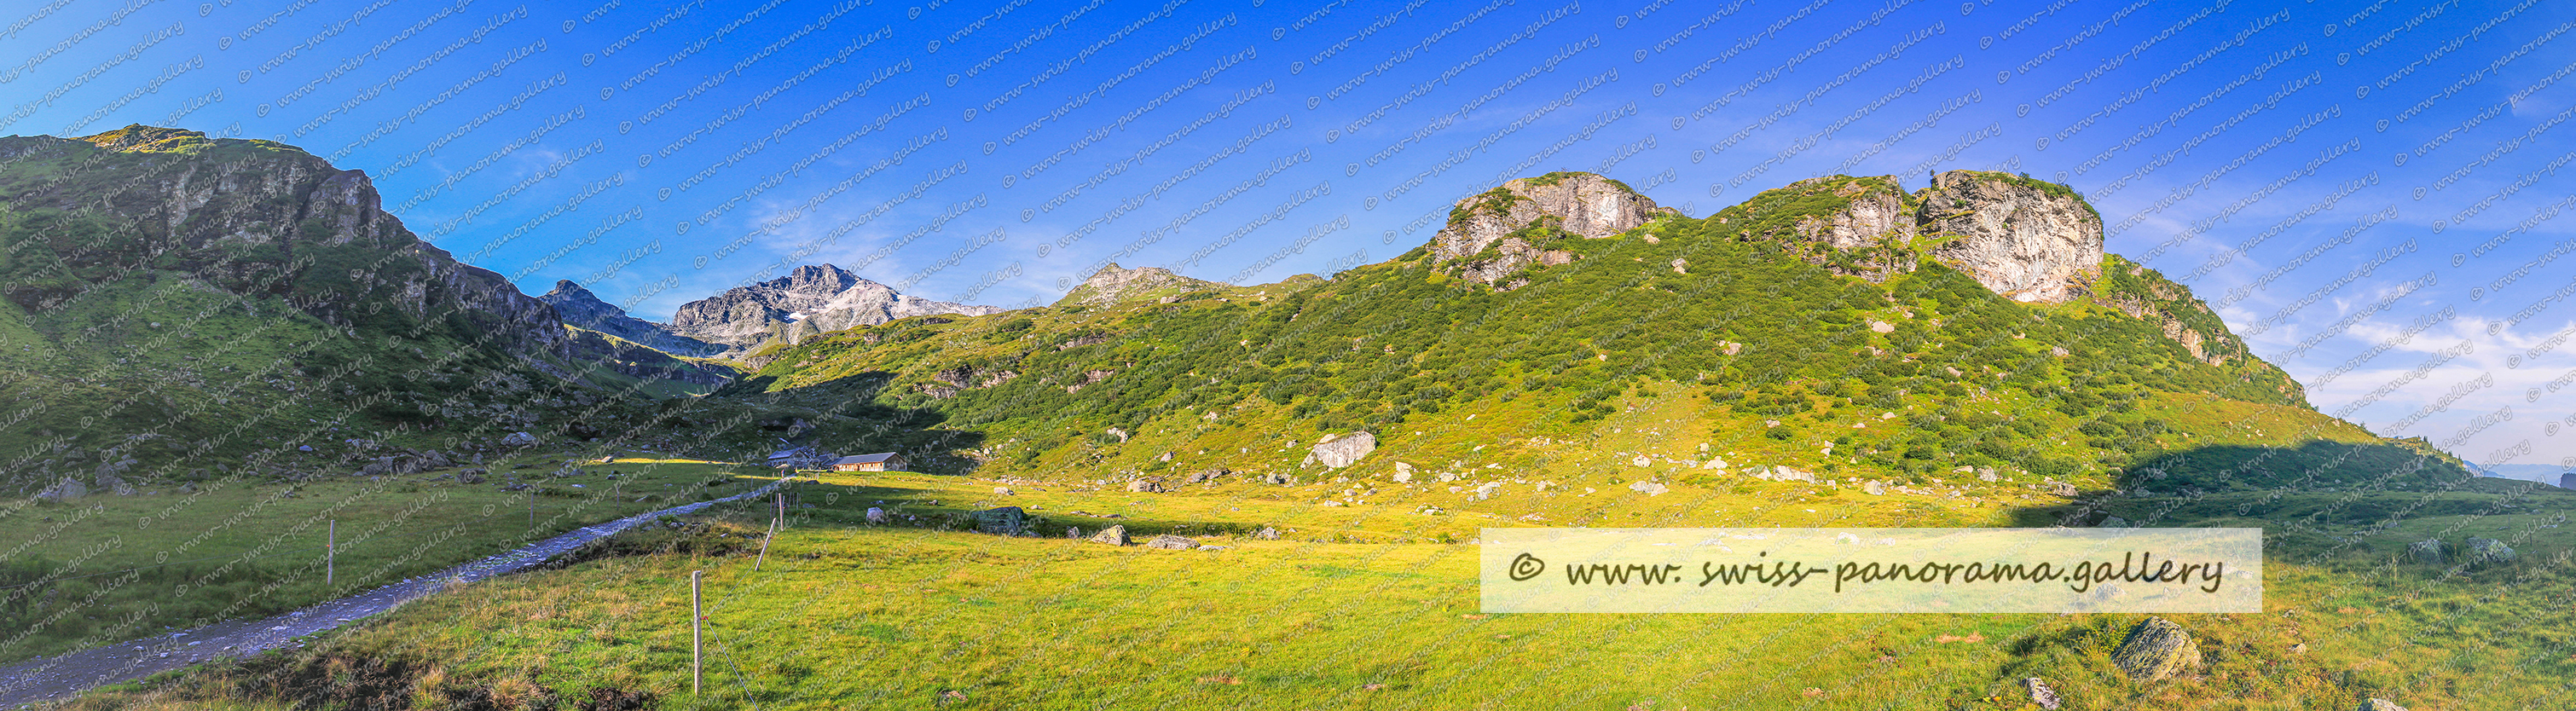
[4, 0, 2573, 473]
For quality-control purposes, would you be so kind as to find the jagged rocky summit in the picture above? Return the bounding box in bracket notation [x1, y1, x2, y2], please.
[538, 280, 721, 357]
[1056, 263, 1226, 307]
[668, 264, 1002, 351]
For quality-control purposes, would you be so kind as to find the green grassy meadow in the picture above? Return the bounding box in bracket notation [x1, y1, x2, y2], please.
[0, 455, 773, 665]
[55, 465, 2576, 710]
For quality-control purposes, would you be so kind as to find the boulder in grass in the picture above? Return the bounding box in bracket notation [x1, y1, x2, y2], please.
[1302, 432, 1376, 468]
[2405, 539, 2444, 565]
[1089, 524, 1129, 546]
[2022, 678, 2061, 709]
[1143, 535, 1196, 550]
[2109, 616, 2203, 681]
[2358, 698, 2406, 711]
[2464, 537, 2515, 566]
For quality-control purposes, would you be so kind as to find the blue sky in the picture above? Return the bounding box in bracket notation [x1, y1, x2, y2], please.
[4, 0, 2573, 474]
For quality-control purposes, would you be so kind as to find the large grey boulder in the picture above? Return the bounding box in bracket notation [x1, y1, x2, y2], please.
[2109, 616, 2203, 681]
[1918, 170, 2105, 303]
[35, 477, 87, 502]
[500, 431, 538, 447]
[2358, 698, 2406, 711]
[1303, 432, 1377, 469]
[2405, 539, 2444, 565]
[1088, 524, 1129, 546]
[1143, 534, 1197, 550]
[2465, 538, 2515, 566]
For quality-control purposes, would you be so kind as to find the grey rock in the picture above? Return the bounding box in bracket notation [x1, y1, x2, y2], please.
[1861, 480, 1886, 495]
[1431, 172, 1678, 287]
[2099, 516, 2129, 528]
[1772, 466, 1816, 483]
[2406, 539, 2444, 565]
[2465, 537, 2515, 566]
[2110, 616, 2203, 682]
[35, 477, 87, 502]
[1626, 481, 1669, 496]
[2359, 700, 2406, 711]
[455, 468, 487, 484]
[1089, 524, 1129, 546]
[1303, 431, 1377, 469]
[975, 506, 1028, 535]
[2043, 479, 2079, 497]
[1918, 170, 2104, 303]
[1125, 479, 1166, 494]
[2023, 678, 2061, 710]
[1259, 471, 1294, 485]
[500, 431, 538, 447]
[1253, 527, 1280, 540]
[1143, 534, 1196, 550]
[1184, 469, 1230, 484]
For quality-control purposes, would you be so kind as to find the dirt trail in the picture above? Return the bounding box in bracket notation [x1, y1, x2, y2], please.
[0, 481, 785, 706]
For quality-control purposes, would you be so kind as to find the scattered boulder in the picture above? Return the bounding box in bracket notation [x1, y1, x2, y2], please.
[2465, 538, 2515, 566]
[1977, 468, 2000, 483]
[2098, 516, 2129, 529]
[1143, 535, 1196, 550]
[1253, 527, 1280, 540]
[976, 506, 1028, 535]
[1259, 471, 1294, 485]
[1392, 462, 1415, 483]
[35, 477, 87, 502]
[500, 431, 539, 447]
[993, 487, 1015, 495]
[2023, 678, 2061, 710]
[865, 507, 889, 524]
[1089, 524, 1129, 546]
[1185, 469, 1230, 484]
[1626, 481, 1668, 496]
[1772, 466, 1816, 483]
[1861, 480, 1887, 495]
[2042, 478, 2079, 497]
[2358, 698, 2406, 711]
[1125, 479, 1166, 494]
[2109, 616, 2203, 682]
[455, 468, 488, 484]
[1303, 431, 1377, 468]
[2405, 539, 2444, 565]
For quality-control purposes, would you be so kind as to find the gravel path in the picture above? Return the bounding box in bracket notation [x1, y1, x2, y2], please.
[0, 481, 786, 707]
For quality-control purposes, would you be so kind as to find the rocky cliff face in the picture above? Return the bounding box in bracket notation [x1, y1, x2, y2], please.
[0, 125, 567, 360]
[539, 280, 720, 357]
[669, 264, 1001, 351]
[1430, 171, 1677, 288]
[1056, 263, 1224, 307]
[1916, 170, 2104, 303]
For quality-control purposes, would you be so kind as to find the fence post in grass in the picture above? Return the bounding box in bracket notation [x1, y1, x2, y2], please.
[692, 569, 703, 696]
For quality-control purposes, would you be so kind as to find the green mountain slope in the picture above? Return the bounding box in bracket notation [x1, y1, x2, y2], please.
[717, 171, 2459, 500]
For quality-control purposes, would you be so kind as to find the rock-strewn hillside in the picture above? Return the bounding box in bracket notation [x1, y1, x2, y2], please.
[668, 264, 1001, 352]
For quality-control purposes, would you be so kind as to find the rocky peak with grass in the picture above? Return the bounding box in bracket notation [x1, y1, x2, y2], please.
[539, 280, 720, 357]
[1432, 171, 1678, 287]
[1917, 170, 2106, 303]
[668, 264, 1001, 351]
[1056, 263, 1224, 307]
[0, 124, 566, 359]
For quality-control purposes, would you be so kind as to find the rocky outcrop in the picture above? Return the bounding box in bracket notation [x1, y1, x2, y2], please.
[1056, 263, 1224, 307]
[1432, 172, 1677, 288]
[1917, 170, 2105, 303]
[1726, 176, 1920, 282]
[0, 125, 570, 360]
[668, 264, 1001, 351]
[541, 280, 721, 357]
